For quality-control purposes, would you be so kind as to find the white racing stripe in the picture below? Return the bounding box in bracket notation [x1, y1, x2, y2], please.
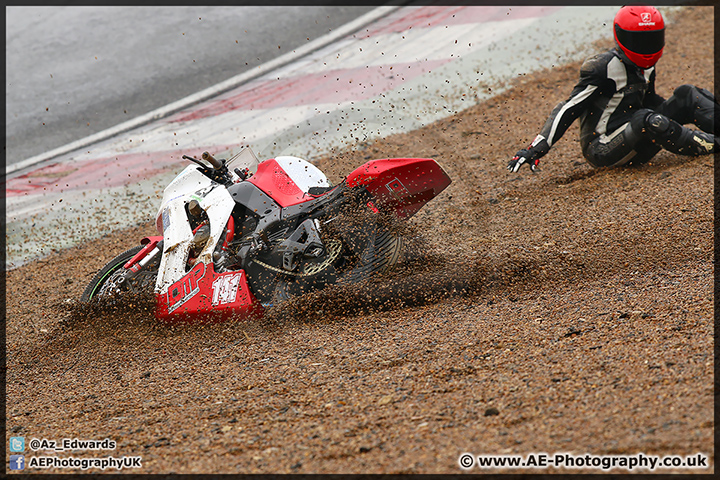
[293, 19, 537, 74]
[596, 56, 628, 136]
[547, 84, 597, 146]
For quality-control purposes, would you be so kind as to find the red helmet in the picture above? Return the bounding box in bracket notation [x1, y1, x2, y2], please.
[613, 5, 665, 69]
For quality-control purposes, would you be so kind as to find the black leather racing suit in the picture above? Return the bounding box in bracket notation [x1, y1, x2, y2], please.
[527, 47, 717, 168]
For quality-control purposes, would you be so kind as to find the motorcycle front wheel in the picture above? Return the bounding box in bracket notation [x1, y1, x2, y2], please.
[80, 246, 158, 302]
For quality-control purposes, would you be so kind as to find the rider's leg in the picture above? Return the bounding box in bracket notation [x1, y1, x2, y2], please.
[583, 122, 661, 168]
[629, 109, 716, 156]
[656, 84, 719, 136]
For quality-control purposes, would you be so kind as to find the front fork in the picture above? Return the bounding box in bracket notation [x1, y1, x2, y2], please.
[117, 236, 163, 291]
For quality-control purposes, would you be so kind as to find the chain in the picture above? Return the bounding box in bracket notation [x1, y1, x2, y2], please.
[251, 239, 343, 277]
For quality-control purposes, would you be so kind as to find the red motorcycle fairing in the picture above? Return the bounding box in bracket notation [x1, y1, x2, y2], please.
[155, 262, 263, 322]
[247, 158, 315, 208]
[346, 158, 452, 218]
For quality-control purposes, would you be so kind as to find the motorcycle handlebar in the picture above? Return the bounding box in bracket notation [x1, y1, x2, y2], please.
[201, 151, 223, 170]
[182, 152, 233, 185]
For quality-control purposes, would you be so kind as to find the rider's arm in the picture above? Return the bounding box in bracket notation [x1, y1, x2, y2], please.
[509, 54, 607, 172]
[535, 55, 607, 155]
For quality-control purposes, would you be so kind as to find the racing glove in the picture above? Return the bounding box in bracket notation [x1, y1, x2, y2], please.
[508, 136, 550, 173]
[508, 149, 540, 172]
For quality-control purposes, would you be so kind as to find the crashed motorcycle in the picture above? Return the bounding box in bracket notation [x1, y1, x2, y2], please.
[80, 147, 451, 322]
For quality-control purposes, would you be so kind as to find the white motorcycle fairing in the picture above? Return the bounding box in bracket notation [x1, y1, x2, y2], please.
[154, 164, 236, 296]
[152, 150, 330, 320]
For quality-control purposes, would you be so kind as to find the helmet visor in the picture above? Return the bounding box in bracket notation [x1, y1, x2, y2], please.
[615, 25, 665, 55]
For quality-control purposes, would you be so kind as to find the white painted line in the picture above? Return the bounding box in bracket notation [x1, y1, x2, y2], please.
[5, 5, 399, 176]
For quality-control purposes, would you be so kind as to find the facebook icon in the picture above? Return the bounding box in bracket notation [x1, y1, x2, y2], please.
[10, 455, 25, 470]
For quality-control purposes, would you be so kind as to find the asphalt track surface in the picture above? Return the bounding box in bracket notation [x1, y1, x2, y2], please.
[5, 6, 376, 165]
[5, 4, 714, 475]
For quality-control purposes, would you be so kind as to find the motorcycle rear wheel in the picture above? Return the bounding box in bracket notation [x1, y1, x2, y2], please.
[270, 229, 404, 304]
[341, 230, 405, 283]
[80, 246, 157, 302]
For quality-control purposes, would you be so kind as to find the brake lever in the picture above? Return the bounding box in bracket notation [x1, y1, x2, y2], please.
[182, 154, 207, 168]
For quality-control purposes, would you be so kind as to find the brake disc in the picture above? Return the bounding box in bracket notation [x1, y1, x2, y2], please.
[253, 239, 343, 277]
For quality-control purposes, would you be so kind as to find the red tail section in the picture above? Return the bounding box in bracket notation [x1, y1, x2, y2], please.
[346, 158, 451, 218]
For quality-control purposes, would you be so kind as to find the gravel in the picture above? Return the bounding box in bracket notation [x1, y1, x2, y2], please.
[5, 6, 713, 474]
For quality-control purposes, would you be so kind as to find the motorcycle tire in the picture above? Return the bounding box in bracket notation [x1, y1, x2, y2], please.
[271, 229, 404, 304]
[340, 230, 404, 283]
[80, 245, 156, 302]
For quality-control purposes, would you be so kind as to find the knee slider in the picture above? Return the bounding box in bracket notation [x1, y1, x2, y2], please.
[644, 112, 671, 135]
